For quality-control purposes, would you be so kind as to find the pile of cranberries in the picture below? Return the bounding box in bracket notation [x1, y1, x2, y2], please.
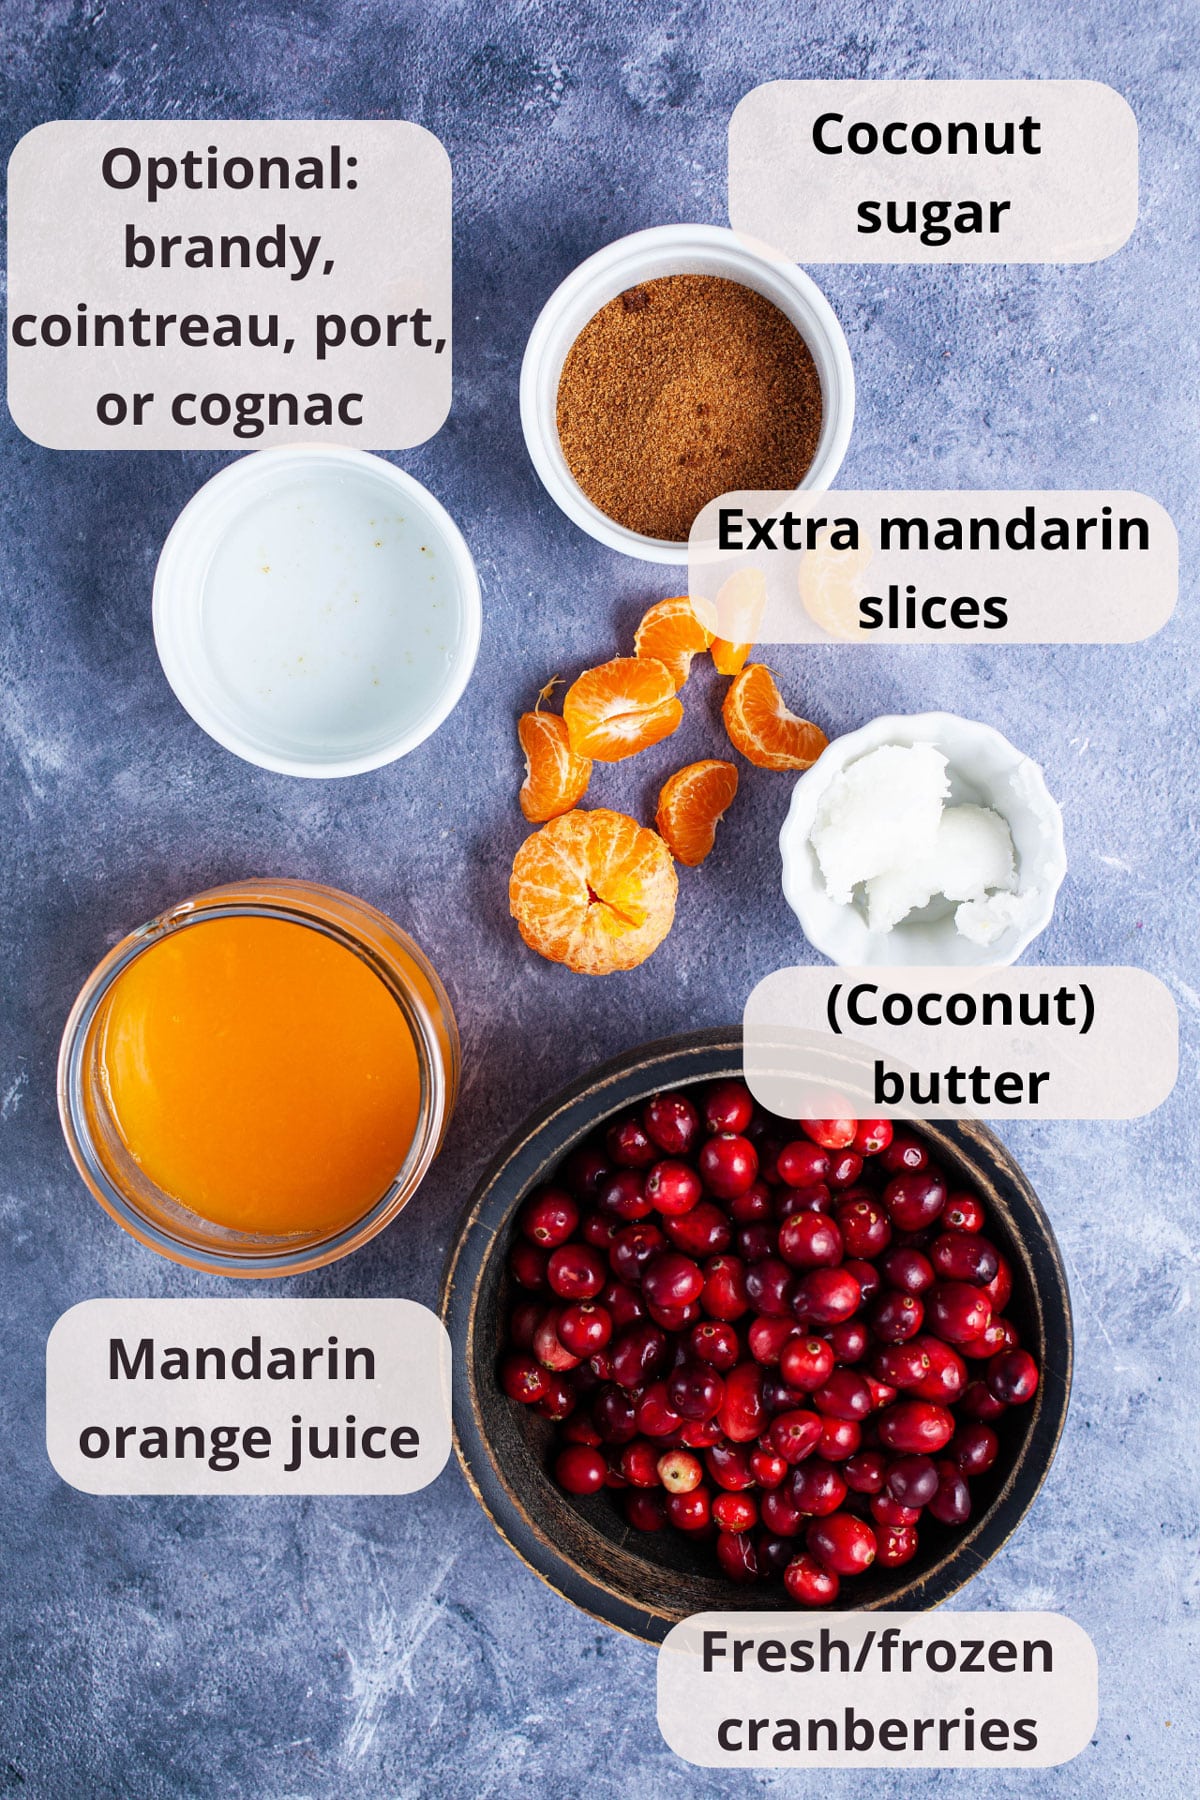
[499, 1081, 1040, 1607]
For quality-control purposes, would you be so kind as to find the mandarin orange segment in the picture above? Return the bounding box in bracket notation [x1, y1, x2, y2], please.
[509, 809, 678, 975]
[517, 710, 592, 822]
[722, 663, 828, 771]
[655, 760, 739, 867]
[711, 637, 752, 675]
[633, 596, 714, 690]
[562, 656, 684, 762]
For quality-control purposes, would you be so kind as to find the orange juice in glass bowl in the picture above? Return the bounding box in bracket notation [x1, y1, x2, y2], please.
[57, 880, 458, 1276]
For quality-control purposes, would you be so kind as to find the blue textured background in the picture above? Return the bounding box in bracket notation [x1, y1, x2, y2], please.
[2, 3, 1197, 1795]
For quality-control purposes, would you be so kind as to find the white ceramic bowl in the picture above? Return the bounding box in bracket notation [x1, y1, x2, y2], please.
[519, 224, 855, 564]
[779, 713, 1067, 967]
[153, 447, 481, 779]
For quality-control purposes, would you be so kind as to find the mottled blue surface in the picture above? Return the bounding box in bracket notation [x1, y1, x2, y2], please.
[2, 2, 1198, 1795]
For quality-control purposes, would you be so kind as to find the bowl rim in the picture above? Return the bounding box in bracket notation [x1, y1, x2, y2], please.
[440, 1026, 1073, 1644]
[518, 223, 856, 565]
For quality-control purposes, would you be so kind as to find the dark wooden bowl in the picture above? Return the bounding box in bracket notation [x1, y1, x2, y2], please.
[440, 1027, 1072, 1643]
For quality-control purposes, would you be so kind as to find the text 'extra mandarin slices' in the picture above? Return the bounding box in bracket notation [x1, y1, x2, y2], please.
[633, 596, 714, 690]
[562, 657, 684, 762]
[722, 663, 828, 771]
[509, 808, 678, 975]
[656, 760, 739, 866]
[517, 710, 592, 822]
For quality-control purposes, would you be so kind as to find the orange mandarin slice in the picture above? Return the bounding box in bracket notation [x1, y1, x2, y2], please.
[518, 710, 592, 822]
[509, 809, 678, 975]
[633, 596, 714, 690]
[711, 637, 752, 675]
[562, 657, 684, 762]
[656, 760, 739, 866]
[722, 664, 828, 771]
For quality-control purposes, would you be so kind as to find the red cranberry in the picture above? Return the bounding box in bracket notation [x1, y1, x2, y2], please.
[736, 1222, 777, 1263]
[871, 1491, 919, 1527]
[645, 1159, 702, 1217]
[852, 1118, 893, 1156]
[784, 1552, 840, 1605]
[871, 1341, 927, 1390]
[680, 1416, 724, 1448]
[776, 1182, 833, 1219]
[728, 1179, 773, 1223]
[928, 1460, 972, 1525]
[703, 1080, 755, 1135]
[777, 1140, 831, 1187]
[792, 1266, 861, 1324]
[668, 1362, 724, 1421]
[748, 1316, 795, 1365]
[879, 1247, 935, 1294]
[642, 1250, 704, 1310]
[606, 1113, 658, 1169]
[761, 1375, 808, 1416]
[880, 1132, 928, 1174]
[533, 1309, 581, 1371]
[844, 1448, 888, 1494]
[807, 1511, 876, 1575]
[624, 1489, 666, 1531]
[520, 1186, 579, 1246]
[942, 1191, 985, 1232]
[717, 1362, 766, 1442]
[745, 1258, 796, 1317]
[828, 1151, 864, 1189]
[877, 1400, 955, 1454]
[801, 1118, 857, 1151]
[928, 1281, 992, 1345]
[609, 1221, 666, 1285]
[619, 1439, 660, 1486]
[908, 1336, 968, 1404]
[667, 1486, 712, 1531]
[500, 1352, 550, 1404]
[564, 1145, 611, 1201]
[931, 1232, 1000, 1285]
[536, 1373, 577, 1421]
[949, 1422, 999, 1475]
[509, 1299, 543, 1349]
[828, 1318, 870, 1364]
[547, 1243, 606, 1300]
[791, 1462, 847, 1516]
[813, 1369, 872, 1422]
[875, 1522, 919, 1567]
[983, 1255, 1014, 1313]
[596, 1170, 652, 1222]
[778, 1212, 843, 1269]
[836, 1198, 891, 1258]
[582, 1213, 621, 1250]
[780, 1334, 835, 1392]
[959, 1316, 1018, 1360]
[600, 1280, 644, 1329]
[769, 1409, 823, 1465]
[818, 1415, 861, 1460]
[713, 1492, 758, 1533]
[555, 1445, 606, 1495]
[699, 1133, 759, 1199]
[761, 1487, 805, 1536]
[750, 1445, 789, 1488]
[688, 1320, 740, 1371]
[716, 1529, 761, 1581]
[987, 1348, 1040, 1404]
[557, 1302, 612, 1356]
[663, 1200, 730, 1257]
[705, 1441, 756, 1491]
[646, 1298, 701, 1332]
[643, 1092, 701, 1157]
[593, 1385, 638, 1443]
[610, 1321, 669, 1389]
[885, 1453, 939, 1507]
[701, 1255, 750, 1321]
[884, 1171, 947, 1232]
[843, 1259, 881, 1305]
[961, 1378, 1008, 1421]
[870, 1290, 925, 1344]
[509, 1240, 549, 1290]
[864, 1375, 896, 1411]
[635, 1381, 682, 1437]
[561, 1414, 603, 1446]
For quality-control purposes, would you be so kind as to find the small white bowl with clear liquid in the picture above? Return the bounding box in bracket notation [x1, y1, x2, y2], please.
[153, 447, 481, 778]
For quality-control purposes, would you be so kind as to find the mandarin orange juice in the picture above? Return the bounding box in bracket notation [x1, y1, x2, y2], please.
[93, 913, 421, 1235]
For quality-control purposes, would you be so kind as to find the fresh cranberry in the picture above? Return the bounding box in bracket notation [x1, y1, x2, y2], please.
[655, 1447, 701, 1492]
[561, 1414, 603, 1446]
[750, 1445, 789, 1488]
[761, 1487, 805, 1536]
[593, 1384, 638, 1443]
[879, 1247, 935, 1294]
[663, 1200, 731, 1256]
[884, 1171, 947, 1232]
[705, 1441, 756, 1491]
[815, 1416, 861, 1460]
[582, 1213, 621, 1250]
[619, 1439, 660, 1486]
[667, 1486, 712, 1531]
[959, 1317, 1018, 1360]
[802, 1118, 857, 1151]
[828, 1151, 864, 1189]
[555, 1445, 606, 1495]
[600, 1280, 644, 1329]
[807, 1511, 876, 1575]
[645, 1159, 702, 1217]
[717, 1362, 766, 1442]
[713, 1492, 758, 1533]
[875, 1522, 919, 1568]
[760, 1374, 807, 1417]
[701, 1254, 750, 1321]
[745, 1258, 795, 1317]
[777, 1140, 831, 1188]
[836, 1197, 891, 1258]
[871, 1290, 924, 1344]
[784, 1553, 840, 1605]
[557, 1302, 612, 1357]
[844, 1448, 888, 1495]
[704, 1080, 755, 1135]
[596, 1170, 652, 1222]
[509, 1240, 549, 1290]
[716, 1529, 761, 1580]
[792, 1266, 861, 1324]
[983, 1256, 1014, 1313]
[509, 1299, 543, 1349]
[942, 1191, 985, 1232]
[680, 1416, 724, 1448]
[871, 1491, 919, 1527]
[813, 1369, 872, 1422]
[769, 1409, 823, 1465]
[547, 1243, 606, 1300]
[928, 1460, 972, 1524]
[736, 1222, 777, 1263]
[987, 1348, 1039, 1404]
[500, 1352, 550, 1404]
[698, 1134, 759, 1199]
[646, 1298, 702, 1332]
[587, 1350, 614, 1382]
[688, 1320, 740, 1371]
[532, 1309, 581, 1371]
[642, 1250, 704, 1311]
[791, 1462, 848, 1517]
[826, 1318, 870, 1364]
[931, 1232, 999, 1285]
[928, 1281, 992, 1345]
[635, 1381, 682, 1437]
[908, 1336, 968, 1404]
[776, 1182, 833, 1219]
[564, 1145, 611, 1202]
[609, 1321, 669, 1389]
[624, 1489, 667, 1531]
[960, 1378, 1008, 1421]
[885, 1453, 939, 1507]
[878, 1400, 955, 1454]
[852, 1118, 893, 1156]
[668, 1363, 724, 1421]
[536, 1373, 577, 1422]
[609, 1221, 666, 1285]
[843, 1260, 881, 1305]
[778, 1212, 843, 1269]
[606, 1114, 658, 1169]
[871, 1342, 928, 1390]
[748, 1316, 796, 1365]
[643, 1092, 701, 1157]
[948, 1422, 1000, 1475]
[780, 1334, 836, 1392]
[880, 1132, 928, 1175]
[520, 1186, 579, 1246]
[728, 1180, 773, 1224]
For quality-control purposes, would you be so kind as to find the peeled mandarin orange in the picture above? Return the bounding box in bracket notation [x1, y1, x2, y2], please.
[633, 596, 714, 690]
[711, 637, 752, 675]
[563, 657, 684, 762]
[510, 809, 678, 975]
[722, 663, 828, 771]
[656, 760, 739, 866]
[518, 710, 592, 822]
